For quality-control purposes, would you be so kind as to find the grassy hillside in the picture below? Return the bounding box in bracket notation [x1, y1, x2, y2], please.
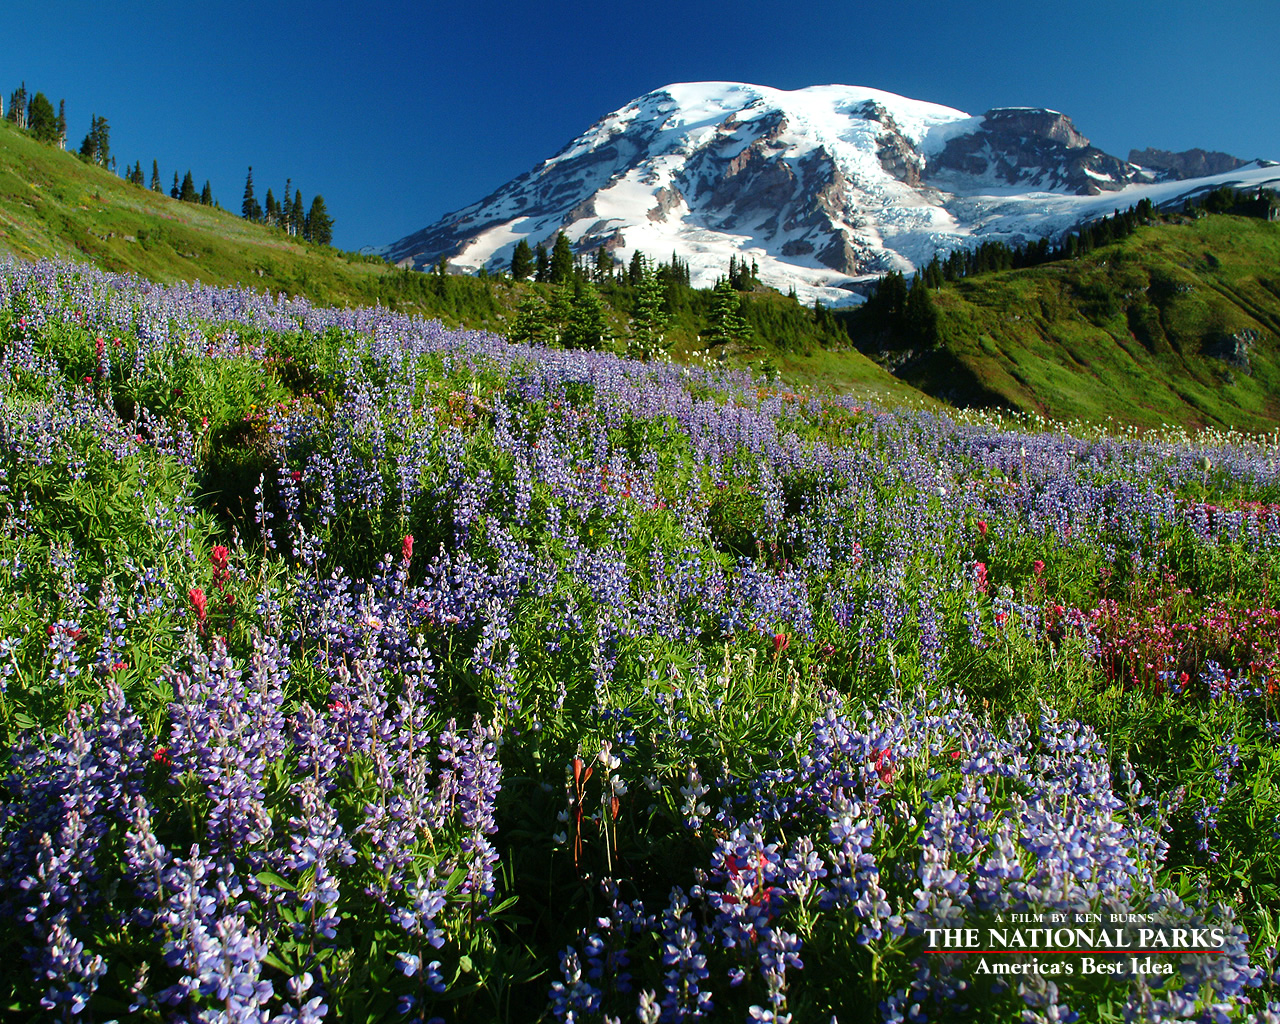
[0, 115, 930, 408]
[0, 117, 518, 324]
[854, 215, 1280, 431]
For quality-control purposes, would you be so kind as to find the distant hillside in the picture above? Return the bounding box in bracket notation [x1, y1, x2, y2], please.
[847, 214, 1280, 431]
[0, 116, 930, 407]
[0, 117, 517, 326]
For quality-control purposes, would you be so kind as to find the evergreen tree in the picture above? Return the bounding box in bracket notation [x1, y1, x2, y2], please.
[264, 188, 277, 224]
[56, 99, 66, 149]
[200, 181, 213, 205]
[180, 170, 197, 203]
[708, 278, 750, 347]
[628, 255, 670, 359]
[628, 249, 645, 286]
[289, 191, 305, 237]
[307, 195, 333, 246]
[27, 92, 57, 144]
[241, 166, 262, 221]
[510, 238, 534, 281]
[78, 114, 110, 167]
[534, 243, 550, 283]
[565, 282, 610, 349]
[8, 83, 27, 128]
[510, 293, 552, 344]
[171, 171, 180, 198]
[151, 160, 161, 192]
[904, 276, 938, 346]
[547, 285, 574, 342]
[549, 231, 575, 284]
[593, 245, 614, 283]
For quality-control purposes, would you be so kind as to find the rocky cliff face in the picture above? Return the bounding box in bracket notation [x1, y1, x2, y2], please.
[380, 82, 1279, 305]
[929, 108, 1148, 194]
[1128, 147, 1246, 180]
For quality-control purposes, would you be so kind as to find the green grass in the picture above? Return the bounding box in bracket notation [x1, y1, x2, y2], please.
[0, 118, 515, 327]
[871, 216, 1280, 431]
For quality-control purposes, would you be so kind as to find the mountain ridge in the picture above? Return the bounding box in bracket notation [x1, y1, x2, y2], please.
[384, 82, 1280, 306]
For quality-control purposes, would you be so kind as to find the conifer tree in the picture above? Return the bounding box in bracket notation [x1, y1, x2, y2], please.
[264, 188, 277, 224]
[307, 195, 333, 246]
[547, 285, 574, 342]
[628, 255, 669, 359]
[628, 249, 645, 286]
[180, 170, 197, 202]
[510, 293, 552, 344]
[27, 92, 57, 144]
[8, 83, 27, 128]
[56, 99, 66, 149]
[593, 245, 614, 283]
[566, 282, 609, 349]
[708, 278, 750, 347]
[151, 160, 161, 192]
[510, 239, 534, 281]
[289, 192, 305, 237]
[79, 115, 110, 167]
[549, 232, 574, 284]
[201, 181, 213, 205]
[171, 171, 180, 199]
[534, 243, 550, 283]
[241, 166, 262, 221]
[904, 276, 938, 346]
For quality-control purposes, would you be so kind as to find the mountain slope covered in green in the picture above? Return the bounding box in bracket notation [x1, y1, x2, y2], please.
[850, 214, 1280, 431]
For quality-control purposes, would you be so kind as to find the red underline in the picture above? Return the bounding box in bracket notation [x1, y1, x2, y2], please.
[924, 949, 1213, 955]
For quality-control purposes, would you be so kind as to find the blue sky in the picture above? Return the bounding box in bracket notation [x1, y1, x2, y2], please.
[4, 0, 1277, 250]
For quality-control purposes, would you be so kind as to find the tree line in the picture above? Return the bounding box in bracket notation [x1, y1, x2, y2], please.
[5, 79, 337, 246]
[858, 186, 1280, 351]
[240, 166, 333, 246]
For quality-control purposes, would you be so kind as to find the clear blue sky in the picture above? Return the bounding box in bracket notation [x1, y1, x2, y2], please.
[5, 0, 1277, 251]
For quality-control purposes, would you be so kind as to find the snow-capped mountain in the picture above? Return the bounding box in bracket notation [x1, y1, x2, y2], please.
[383, 82, 1280, 305]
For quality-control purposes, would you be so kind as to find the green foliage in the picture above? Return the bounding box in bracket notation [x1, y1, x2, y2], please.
[706, 278, 751, 347]
[564, 281, 609, 349]
[78, 113, 110, 167]
[26, 91, 58, 144]
[549, 232, 574, 285]
[510, 239, 534, 282]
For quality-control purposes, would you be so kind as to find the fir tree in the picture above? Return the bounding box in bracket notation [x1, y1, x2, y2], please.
[510, 293, 552, 344]
[708, 278, 751, 347]
[289, 191, 305, 237]
[78, 115, 110, 167]
[200, 181, 213, 205]
[510, 238, 534, 281]
[565, 282, 609, 349]
[534, 243, 550, 283]
[628, 249, 645, 286]
[593, 245, 614, 283]
[171, 171, 180, 199]
[547, 285, 574, 342]
[307, 195, 333, 246]
[628, 255, 670, 360]
[904, 276, 938, 345]
[549, 231, 575, 284]
[241, 166, 262, 221]
[27, 92, 57, 144]
[151, 160, 161, 192]
[56, 99, 66, 149]
[8, 83, 27, 128]
[180, 170, 197, 203]
[264, 188, 277, 224]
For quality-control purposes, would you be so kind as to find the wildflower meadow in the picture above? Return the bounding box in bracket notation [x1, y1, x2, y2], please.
[1, 257, 1279, 1022]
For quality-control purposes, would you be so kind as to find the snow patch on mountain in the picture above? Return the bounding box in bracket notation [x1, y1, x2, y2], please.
[382, 83, 1278, 306]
